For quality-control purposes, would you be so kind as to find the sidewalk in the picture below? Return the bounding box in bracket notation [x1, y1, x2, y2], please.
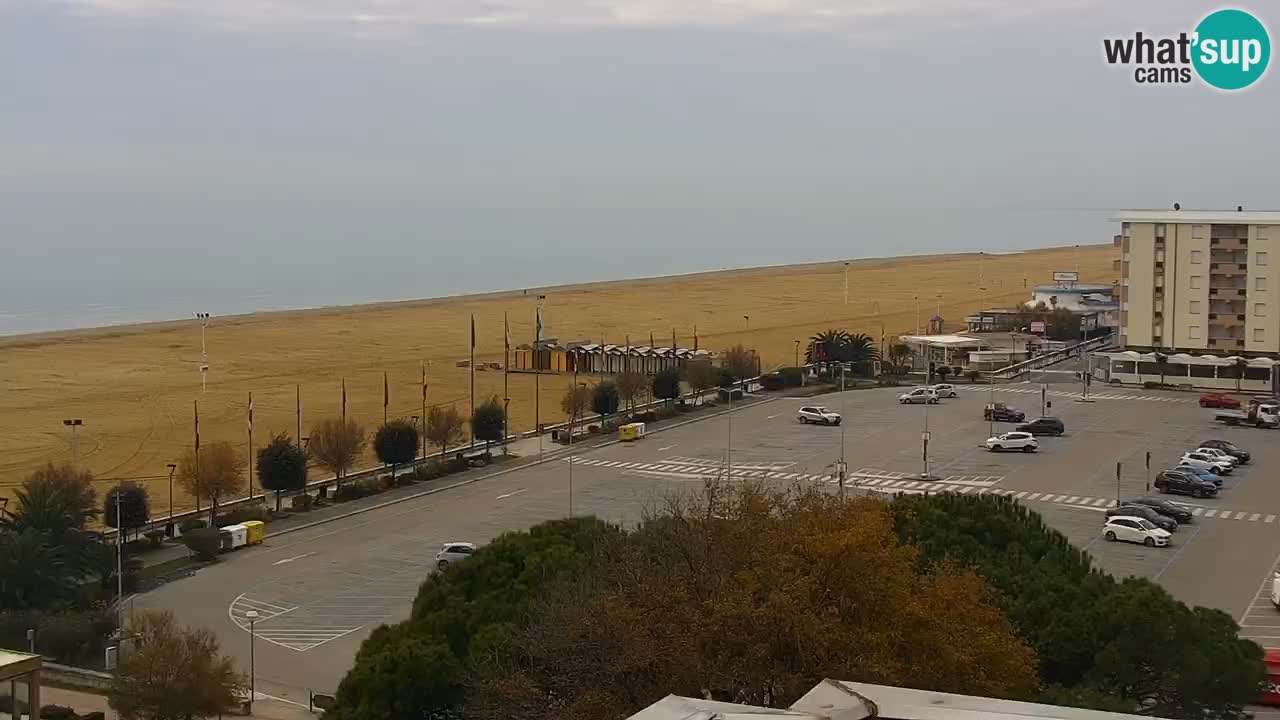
[40, 686, 316, 719]
[134, 393, 780, 570]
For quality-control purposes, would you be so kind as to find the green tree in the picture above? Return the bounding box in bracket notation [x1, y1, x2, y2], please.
[465, 486, 1037, 719]
[374, 419, 419, 479]
[887, 342, 912, 374]
[615, 370, 646, 410]
[108, 610, 246, 720]
[892, 493, 1265, 718]
[721, 344, 756, 380]
[308, 418, 367, 487]
[256, 433, 308, 512]
[684, 360, 715, 404]
[936, 365, 952, 383]
[104, 483, 151, 539]
[1154, 351, 1169, 385]
[591, 382, 620, 417]
[561, 384, 591, 423]
[328, 517, 614, 720]
[3, 463, 98, 535]
[842, 332, 880, 374]
[652, 368, 682, 405]
[425, 406, 466, 459]
[0, 530, 76, 610]
[471, 397, 506, 451]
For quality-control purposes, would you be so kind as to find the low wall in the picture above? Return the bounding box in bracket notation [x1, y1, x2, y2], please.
[41, 662, 114, 693]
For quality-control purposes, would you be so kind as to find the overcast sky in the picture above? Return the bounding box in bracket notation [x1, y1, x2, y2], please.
[1, 1, 1276, 332]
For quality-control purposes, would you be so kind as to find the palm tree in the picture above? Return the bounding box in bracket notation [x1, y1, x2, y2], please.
[1154, 352, 1169, 386]
[806, 329, 850, 365]
[843, 333, 881, 375]
[1233, 357, 1250, 392]
[887, 343, 912, 374]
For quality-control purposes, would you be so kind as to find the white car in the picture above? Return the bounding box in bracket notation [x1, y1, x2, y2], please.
[931, 383, 958, 398]
[898, 387, 940, 405]
[1103, 516, 1171, 547]
[797, 406, 842, 426]
[985, 431, 1038, 453]
[1193, 447, 1239, 466]
[435, 541, 476, 569]
[1179, 452, 1233, 475]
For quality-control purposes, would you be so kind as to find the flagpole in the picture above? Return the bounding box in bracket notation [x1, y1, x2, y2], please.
[247, 391, 254, 502]
[421, 361, 427, 461]
[470, 314, 476, 423]
[296, 384, 302, 449]
[504, 311, 511, 456]
[535, 302, 544, 463]
[383, 371, 389, 426]
[193, 400, 201, 513]
[341, 377, 347, 424]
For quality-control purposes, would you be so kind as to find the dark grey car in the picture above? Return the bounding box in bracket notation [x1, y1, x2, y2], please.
[1105, 503, 1177, 532]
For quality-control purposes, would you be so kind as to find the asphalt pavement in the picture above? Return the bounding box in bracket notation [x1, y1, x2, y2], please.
[135, 382, 1280, 703]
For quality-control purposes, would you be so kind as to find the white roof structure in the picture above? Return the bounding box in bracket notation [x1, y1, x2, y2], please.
[898, 334, 988, 347]
[1113, 209, 1280, 224]
[628, 681, 1170, 720]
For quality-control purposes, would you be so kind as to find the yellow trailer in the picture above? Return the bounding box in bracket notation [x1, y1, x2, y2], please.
[619, 423, 646, 442]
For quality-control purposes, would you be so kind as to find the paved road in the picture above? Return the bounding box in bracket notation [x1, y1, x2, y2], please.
[138, 383, 1280, 703]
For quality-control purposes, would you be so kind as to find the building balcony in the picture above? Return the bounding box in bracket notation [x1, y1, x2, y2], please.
[1210, 264, 1246, 276]
[1211, 315, 1245, 328]
[1211, 249, 1248, 264]
[1208, 337, 1246, 350]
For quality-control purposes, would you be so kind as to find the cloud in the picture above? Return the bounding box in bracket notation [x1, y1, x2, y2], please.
[47, 0, 1095, 36]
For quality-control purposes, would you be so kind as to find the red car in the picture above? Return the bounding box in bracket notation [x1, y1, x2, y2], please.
[1199, 393, 1241, 409]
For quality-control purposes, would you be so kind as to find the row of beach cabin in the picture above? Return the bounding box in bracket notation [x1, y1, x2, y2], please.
[511, 340, 713, 375]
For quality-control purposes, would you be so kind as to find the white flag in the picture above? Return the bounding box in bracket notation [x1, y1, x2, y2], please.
[535, 307, 543, 343]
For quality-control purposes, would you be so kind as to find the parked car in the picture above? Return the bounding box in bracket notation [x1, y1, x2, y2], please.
[1193, 447, 1240, 467]
[1105, 504, 1177, 532]
[985, 431, 1038, 453]
[899, 387, 939, 405]
[1015, 417, 1065, 436]
[1153, 470, 1219, 498]
[797, 406, 842, 426]
[931, 383, 958, 398]
[984, 402, 1026, 423]
[1214, 403, 1280, 428]
[1179, 451, 1233, 475]
[1199, 439, 1251, 464]
[1173, 464, 1224, 486]
[1200, 393, 1242, 409]
[1103, 516, 1171, 547]
[1125, 496, 1194, 524]
[435, 541, 476, 569]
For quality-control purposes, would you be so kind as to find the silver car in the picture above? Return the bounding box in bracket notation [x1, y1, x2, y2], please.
[435, 541, 476, 570]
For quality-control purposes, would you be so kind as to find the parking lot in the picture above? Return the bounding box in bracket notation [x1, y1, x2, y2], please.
[141, 380, 1280, 702]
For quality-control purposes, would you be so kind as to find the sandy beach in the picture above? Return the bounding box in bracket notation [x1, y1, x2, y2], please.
[0, 244, 1114, 513]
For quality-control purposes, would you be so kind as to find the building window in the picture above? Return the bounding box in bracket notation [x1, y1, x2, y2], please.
[1122, 222, 1131, 237]
[1190, 249, 1203, 264]
[1190, 275, 1203, 289]
[1189, 300, 1202, 314]
[1255, 328, 1266, 342]
[1258, 277, 1268, 291]
[1192, 225, 1206, 239]
[1259, 251, 1270, 266]
[1155, 224, 1165, 238]
[1255, 303, 1267, 317]
[1189, 325, 1203, 339]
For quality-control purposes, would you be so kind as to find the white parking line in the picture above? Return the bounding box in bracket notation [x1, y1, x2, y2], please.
[1014, 491, 1028, 499]
[1064, 496, 1080, 504]
[1091, 498, 1110, 507]
[1252, 513, 1262, 522]
[1192, 507, 1204, 516]
[1268, 515, 1277, 523]
[1236, 512, 1249, 520]
[1205, 509, 1218, 518]
[1026, 493, 1041, 500]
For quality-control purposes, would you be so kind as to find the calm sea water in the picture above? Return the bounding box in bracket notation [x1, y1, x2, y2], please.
[0, 206, 1110, 336]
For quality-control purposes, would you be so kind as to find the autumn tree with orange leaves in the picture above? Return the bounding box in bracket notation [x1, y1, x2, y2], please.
[464, 484, 1039, 719]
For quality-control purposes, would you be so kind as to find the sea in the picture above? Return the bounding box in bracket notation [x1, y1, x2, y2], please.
[0, 206, 1111, 337]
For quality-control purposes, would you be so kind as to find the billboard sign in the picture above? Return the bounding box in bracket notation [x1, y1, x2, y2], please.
[1030, 321, 1046, 333]
[1053, 271, 1079, 282]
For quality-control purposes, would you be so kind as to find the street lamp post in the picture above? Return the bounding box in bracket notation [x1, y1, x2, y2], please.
[195, 312, 211, 393]
[410, 415, 420, 460]
[244, 610, 258, 712]
[567, 368, 584, 517]
[843, 261, 850, 306]
[63, 419, 83, 469]
[166, 463, 177, 535]
[921, 394, 932, 480]
[743, 315, 750, 332]
[839, 364, 847, 497]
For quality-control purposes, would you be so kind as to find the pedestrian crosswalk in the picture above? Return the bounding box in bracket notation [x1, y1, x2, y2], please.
[993, 387, 1192, 403]
[567, 456, 1276, 525]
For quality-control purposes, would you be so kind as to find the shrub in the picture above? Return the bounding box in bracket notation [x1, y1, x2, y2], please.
[587, 424, 601, 434]
[143, 529, 167, 547]
[760, 373, 785, 391]
[290, 494, 313, 512]
[0, 608, 115, 667]
[633, 411, 658, 423]
[178, 518, 207, 534]
[181, 527, 223, 561]
[966, 369, 982, 383]
[334, 479, 382, 503]
[1143, 380, 1160, 389]
[777, 366, 804, 387]
[215, 503, 269, 528]
[39, 707, 78, 720]
[447, 455, 470, 473]
[414, 461, 445, 482]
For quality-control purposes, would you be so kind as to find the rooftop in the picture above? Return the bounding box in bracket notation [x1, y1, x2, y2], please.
[1114, 209, 1280, 224]
[0, 648, 41, 681]
[628, 680, 1170, 720]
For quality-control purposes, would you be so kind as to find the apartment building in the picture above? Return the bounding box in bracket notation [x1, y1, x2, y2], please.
[1101, 209, 1280, 391]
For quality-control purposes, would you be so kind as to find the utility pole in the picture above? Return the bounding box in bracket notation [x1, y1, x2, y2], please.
[166, 463, 177, 534]
[988, 374, 995, 439]
[915, 296, 921, 335]
[116, 488, 124, 629]
[922, 395, 932, 480]
[838, 364, 847, 498]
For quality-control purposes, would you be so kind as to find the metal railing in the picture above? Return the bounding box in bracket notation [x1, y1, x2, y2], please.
[990, 331, 1116, 380]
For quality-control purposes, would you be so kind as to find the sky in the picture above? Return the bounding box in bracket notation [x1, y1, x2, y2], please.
[1, 0, 1277, 333]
